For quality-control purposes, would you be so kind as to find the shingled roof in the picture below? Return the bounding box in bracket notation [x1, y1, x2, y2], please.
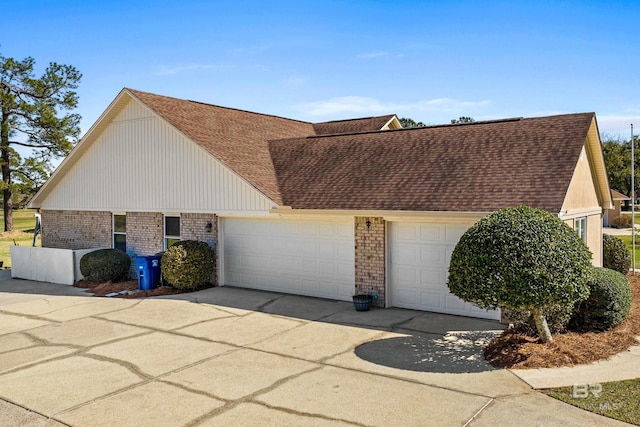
[128, 89, 315, 204]
[269, 113, 597, 213]
[313, 115, 397, 135]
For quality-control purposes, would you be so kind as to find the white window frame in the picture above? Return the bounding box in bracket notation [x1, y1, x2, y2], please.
[113, 213, 127, 252]
[575, 217, 587, 243]
[164, 215, 181, 249]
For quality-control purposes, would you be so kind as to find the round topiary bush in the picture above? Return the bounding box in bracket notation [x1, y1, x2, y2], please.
[161, 240, 215, 290]
[448, 206, 593, 342]
[570, 267, 632, 331]
[603, 234, 631, 274]
[80, 249, 131, 283]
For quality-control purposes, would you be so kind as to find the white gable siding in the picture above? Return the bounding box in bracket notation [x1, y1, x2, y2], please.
[37, 100, 274, 213]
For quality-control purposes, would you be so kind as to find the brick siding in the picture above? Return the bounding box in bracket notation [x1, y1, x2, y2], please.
[354, 217, 385, 307]
[180, 213, 218, 285]
[126, 212, 164, 257]
[125, 212, 163, 279]
[41, 210, 111, 250]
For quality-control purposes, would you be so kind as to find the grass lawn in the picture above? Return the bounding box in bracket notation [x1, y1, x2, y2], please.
[544, 378, 640, 425]
[617, 235, 640, 267]
[0, 209, 41, 268]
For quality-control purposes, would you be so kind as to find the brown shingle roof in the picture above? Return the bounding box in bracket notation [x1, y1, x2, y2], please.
[611, 189, 631, 200]
[313, 115, 396, 135]
[127, 89, 315, 204]
[269, 113, 596, 212]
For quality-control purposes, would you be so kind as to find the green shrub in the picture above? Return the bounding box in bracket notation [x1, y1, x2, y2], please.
[448, 206, 593, 342]
[603, 234, 631, 274]
[611, 215, 632, 229]
[161, 240, 215, 290]
[570, 267, 632, 331]
[80, 249, 131, 283]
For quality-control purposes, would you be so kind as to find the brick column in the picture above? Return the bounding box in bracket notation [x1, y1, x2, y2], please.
[354, 217, 385, 307]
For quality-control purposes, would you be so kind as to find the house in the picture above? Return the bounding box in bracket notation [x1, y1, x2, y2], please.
[603, 189, 631, 227]
[29, 89, 612, 320]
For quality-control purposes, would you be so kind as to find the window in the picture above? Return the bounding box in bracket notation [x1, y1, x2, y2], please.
[575, 217, 587, 243]
[113, 214, 126, 252]
[164, 216, 180, 249]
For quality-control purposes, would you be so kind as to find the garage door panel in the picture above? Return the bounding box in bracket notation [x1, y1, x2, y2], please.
[301, 259, 318, 275]
[337, 223, 354, 238]
[300, 243, 317, 257]
[318, 223, 338, 236]
[393, 266, 418, 285]
[420, 224, 444, 241]
[420, 269, 445, 287]
[284, 240, 302, 255]
[395, 223, 419, 241]
[249, 237, 271, 253]
[337, 262, 355, 277]
[300, 223, 318, 236]
[419, 291, 443, 311]
[445, 225, 467, 242]
[390, 222, 500, 320]
[394, 288, 418, 306]
[318, 261, 336, 276]
[444, 294, 467, 312]
[393, 244, 419, 265]
[223, 218, 354, 302]
[419, 246, 445, 267]
[318, 241, 336, 258]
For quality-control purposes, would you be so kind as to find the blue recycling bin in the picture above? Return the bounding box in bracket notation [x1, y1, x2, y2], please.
[136, 255, 162, 290]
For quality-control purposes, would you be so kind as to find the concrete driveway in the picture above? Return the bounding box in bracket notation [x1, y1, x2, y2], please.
[0, 278, 630, 427]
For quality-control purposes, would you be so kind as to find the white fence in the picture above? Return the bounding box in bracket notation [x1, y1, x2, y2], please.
[10, 246, 103, 285]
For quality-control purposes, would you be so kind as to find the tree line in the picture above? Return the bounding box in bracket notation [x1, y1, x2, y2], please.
[1, 53, 81, 231]
[602, 135, 640, 197]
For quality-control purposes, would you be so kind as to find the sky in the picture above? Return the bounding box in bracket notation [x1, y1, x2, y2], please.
[3, 0, 640, 147]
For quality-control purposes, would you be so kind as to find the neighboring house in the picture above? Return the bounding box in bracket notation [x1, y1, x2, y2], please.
[29, 89, 612, 320]
[603, 189, 631, 227]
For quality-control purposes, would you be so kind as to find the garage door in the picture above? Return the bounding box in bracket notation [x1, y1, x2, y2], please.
[222, 218, 355, 301]
[389, 222, 500, 320]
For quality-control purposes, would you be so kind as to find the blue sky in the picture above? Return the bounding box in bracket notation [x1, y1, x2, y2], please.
[4, 0, 640, 141]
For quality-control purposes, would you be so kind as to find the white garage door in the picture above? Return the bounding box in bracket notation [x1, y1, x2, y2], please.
[389, 222, 500, 320]
[222, 218, 355, 301]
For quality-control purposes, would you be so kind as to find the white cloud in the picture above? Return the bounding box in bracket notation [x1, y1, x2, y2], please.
[283, 75, 307, 88]
[357, 51, 405, 60]
[154, 63, 219, 76]
[596, 114, 640, 138]
[357, 51, 388, 59]
[298, 96, 491, 117]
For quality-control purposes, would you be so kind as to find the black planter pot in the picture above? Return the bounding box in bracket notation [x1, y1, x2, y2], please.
[352, 294, 373, 311]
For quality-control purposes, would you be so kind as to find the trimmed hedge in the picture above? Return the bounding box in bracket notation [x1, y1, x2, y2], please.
[161, 240, 215, 290]
[570, 267, 632, 331]
[80, 249, 131, 283]
[603, 234, 631, 274]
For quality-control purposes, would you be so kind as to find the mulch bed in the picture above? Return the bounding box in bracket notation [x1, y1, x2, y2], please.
[484, 273, 640, 369]
[73, 279, 189, 298]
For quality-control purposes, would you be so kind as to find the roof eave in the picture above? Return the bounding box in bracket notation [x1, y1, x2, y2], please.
[381, 115, 402, 130]
[586, 116, 613, 210]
